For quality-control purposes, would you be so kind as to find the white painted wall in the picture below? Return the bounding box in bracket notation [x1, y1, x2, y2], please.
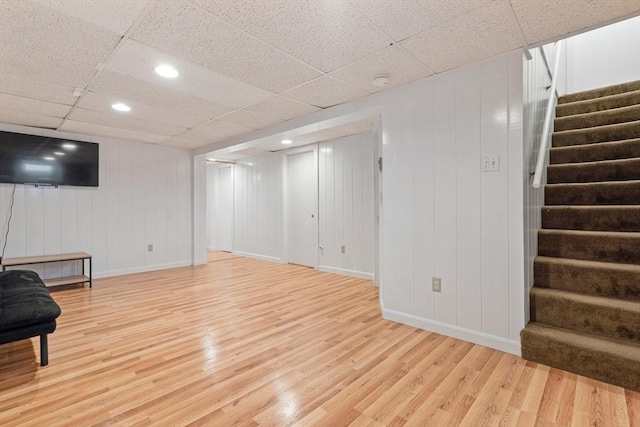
[233, 153, 283, 263]
[319, 133, 375, 280]
[564, 16, 640, 94]
[196, 50, 526, 355]
[0, 123, 193, 279]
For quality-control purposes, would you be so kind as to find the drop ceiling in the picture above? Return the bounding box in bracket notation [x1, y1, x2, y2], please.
[1, 0, 638, 151]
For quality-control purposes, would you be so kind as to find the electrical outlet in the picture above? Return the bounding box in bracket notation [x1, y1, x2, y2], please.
[147, 244, 153, 252]
[482, 155, 500, 172]
[432, 277, 442, 292]
[340, 245, 345, 254]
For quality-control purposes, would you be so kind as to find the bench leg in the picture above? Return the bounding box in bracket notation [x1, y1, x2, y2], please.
[40, 334, 48, 366]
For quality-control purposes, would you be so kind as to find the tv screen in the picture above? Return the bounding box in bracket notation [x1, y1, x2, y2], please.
[0, 131, 99, 187]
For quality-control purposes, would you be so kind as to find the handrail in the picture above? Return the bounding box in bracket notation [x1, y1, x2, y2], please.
[533, 40, 563, 188]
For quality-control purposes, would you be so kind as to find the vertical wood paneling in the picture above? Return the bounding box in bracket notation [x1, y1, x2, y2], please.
[318, 133, 375, 278]
[412, 78, 436, 320]
[433, 74, 458, 325]
[0, 125, 193, 279]
[480, 56, 511, 338]
[455, 64, 482, 330]
[105, 141, 120, 272]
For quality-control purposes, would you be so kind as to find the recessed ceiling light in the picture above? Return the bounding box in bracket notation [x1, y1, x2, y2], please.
[112, 103, 131, 112]
[43, 156, 55, 161]
[62, 143, 76, 150]
[155, 64, 179, 78]
[54, 151, 65, 156]
[281, 139, 292, 145]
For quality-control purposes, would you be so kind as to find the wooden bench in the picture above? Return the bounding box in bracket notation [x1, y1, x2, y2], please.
[1, 252, 92, 288]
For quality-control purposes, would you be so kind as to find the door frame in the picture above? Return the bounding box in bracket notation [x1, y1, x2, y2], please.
[283, 145, 319, 269]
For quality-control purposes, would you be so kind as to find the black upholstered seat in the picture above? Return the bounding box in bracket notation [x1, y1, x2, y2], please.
[0, 270, 61, 366]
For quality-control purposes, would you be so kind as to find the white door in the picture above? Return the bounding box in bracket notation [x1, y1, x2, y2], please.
[287, 151, 317, 267]
[218, 166, 233, 252]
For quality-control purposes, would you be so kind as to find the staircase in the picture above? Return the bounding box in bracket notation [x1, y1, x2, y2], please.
[521, 80, 640, 392]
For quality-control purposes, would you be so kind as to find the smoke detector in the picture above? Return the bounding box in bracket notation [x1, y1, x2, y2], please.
[373, 74, 390, 87]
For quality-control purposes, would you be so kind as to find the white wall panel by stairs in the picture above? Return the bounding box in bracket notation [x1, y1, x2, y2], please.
[0, 123, 193, 280]
[318, 132, 375, 279]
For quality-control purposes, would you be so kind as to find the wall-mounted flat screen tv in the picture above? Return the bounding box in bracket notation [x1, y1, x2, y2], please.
[0, 131, 99, 187]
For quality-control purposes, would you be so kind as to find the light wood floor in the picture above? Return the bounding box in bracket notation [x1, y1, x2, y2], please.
[1, 254, 638, 426]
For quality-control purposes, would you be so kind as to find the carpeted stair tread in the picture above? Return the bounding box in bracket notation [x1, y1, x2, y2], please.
[538, 229, 640, 264]
[547, 157, 640, 183]
[545, 180, 640, 205]
[542, 205, 640, 232]
[554, 104, 640, 132]
[550, 138, 640, 164]
[556, 90, 640, 118]
[534, 256, 640, 301]
[558, 80, 640, 104]
[520, 322, 640, 391]
[530, 287, 640, 342]
[552, 120, 640, 147]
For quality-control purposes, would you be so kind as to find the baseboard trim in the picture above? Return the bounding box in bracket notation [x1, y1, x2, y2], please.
[93, 260, 194, 279]
[319, 265, 374, 280]
[233, 251, 284, 264]
[193, 259, 208, 266]
[206, 245, 217, 251]
[382, 308, 521, 356]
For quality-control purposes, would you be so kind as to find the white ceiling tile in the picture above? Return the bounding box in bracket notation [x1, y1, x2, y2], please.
[59, 120, 167, 143]
[281, 76, 369, 108]
[217, 110, 283, 130]
[0, 109, 63, 129]
[401, 1, 525, 73]
[0, 42, 97, 88]
[0, 72, 77, 105]
[245, 96, 321, 121]
[107, 39, 274, 108]
[31, 0, 151, 36]
[192, 0, 393, 72]
[89, 71, 233, 120]
[68, 108, 186, 137]
[510, 0, 640, 45]
[0, 1, 121, 66]
[158, 136, 210, 150]
[350, 0, 493, 42]
[130, 0, 321, 93]
[330, 44, 433, 93]
[77, 92, 206, 129]
[0, 93, 71, 117]
[192, 120, 253, 138]
[177, 129, 228, 144]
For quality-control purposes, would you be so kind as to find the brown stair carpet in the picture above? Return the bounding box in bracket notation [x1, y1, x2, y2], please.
[550, 138, 640, 164]
[521, 80, 640, 392]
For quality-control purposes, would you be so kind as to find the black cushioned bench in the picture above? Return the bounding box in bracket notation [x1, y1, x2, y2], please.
[0, 270, 61, 366]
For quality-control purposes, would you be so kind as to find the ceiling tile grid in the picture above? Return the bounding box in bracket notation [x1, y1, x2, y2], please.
[350, 0, 494, 42]
[89, 71, 234, 121]
[191, 0, 393, 72]
[0, 0, 121, 66]
[282, 75, 370, 108]
[330, 44, 434, 93]
[107, 39, 274, 108]
[0, 72, 77, 106]
[0, 0, 638, 151]
[0, 93, 71, 118]
[401, 1, 526, 73]
[510, 0, 640, 45]
[245, 96, 322, 121]
[129, 0, 321, 93]
[30, 0, 152, 36]
[68, 107, 187, 138]
[77, 92, 207, 129]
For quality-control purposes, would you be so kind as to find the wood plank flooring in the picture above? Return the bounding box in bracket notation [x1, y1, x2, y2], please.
[1, 253, 638, 426]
